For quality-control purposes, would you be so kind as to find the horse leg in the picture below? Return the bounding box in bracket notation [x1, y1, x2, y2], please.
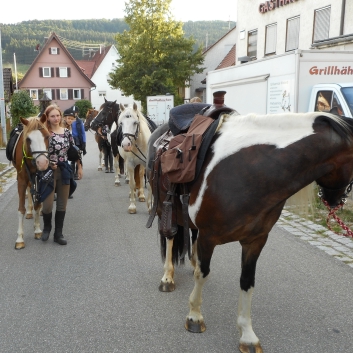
[33, 204, 42, 239]
[146, 179, 152, 213]
[136, 165, 146, 202]
[25, 186, 33, 219]
[159, 237, 175, 292]
[185, 233, 215, 333]
[237, 238, 267, 353]
[127, 164, 137, 213]
[98, 148, 103, 171]
[125, 159, 129, 184]
[114, 155, 121, 186]
[15, 182, 28, 249]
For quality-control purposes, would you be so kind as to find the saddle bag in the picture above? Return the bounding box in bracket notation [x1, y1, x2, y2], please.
[160, 114, 214, 184]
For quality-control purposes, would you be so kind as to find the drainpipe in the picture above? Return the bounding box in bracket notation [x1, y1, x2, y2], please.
[340, 0, 346, 36]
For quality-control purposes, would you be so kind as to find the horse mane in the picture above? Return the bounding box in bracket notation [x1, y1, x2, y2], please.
[23, 116, 47, 141]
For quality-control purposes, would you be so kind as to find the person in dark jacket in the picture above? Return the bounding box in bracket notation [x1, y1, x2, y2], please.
[63, 106, 86, 180]
[41, 105, 83, 245]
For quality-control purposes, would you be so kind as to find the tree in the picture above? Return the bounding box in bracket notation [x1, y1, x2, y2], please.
[108, 0, 205, 111]
[10, 90, 38, 128]
[74, 99, 92, 120]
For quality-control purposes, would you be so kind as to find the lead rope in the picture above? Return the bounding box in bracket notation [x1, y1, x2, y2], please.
[319, 182, 353, 237]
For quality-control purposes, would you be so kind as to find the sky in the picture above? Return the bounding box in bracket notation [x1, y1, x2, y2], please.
[0, 0, 237, 24]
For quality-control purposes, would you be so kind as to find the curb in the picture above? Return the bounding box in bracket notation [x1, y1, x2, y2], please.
[0, 165, 14, 178]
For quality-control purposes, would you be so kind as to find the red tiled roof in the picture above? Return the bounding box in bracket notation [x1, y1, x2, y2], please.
[77, 45, 112, 78]
[215, 44, 236, 69]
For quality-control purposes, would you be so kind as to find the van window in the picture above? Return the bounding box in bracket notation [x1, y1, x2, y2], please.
[341, 87, 353, 116]
[315, 91, 332, 112]
[330, 93, 344, 116]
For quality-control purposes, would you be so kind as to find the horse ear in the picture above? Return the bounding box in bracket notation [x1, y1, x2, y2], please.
[40, 114, 47, 124]
[104, 97, 107, 103]
[133, 102, 138, 111]
[20, 117, 28, 125]
[119, 103, 125, 111]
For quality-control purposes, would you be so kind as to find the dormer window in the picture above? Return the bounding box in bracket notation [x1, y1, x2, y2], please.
[50, 47, 58, 54]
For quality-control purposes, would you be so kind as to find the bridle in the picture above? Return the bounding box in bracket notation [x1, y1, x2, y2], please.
[318, 180, 353, 237]
[120, 113, 146, 163]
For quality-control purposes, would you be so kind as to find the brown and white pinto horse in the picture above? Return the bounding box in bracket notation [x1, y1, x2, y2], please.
[147, 111, 353, 353]
[13, 116, 50, 249]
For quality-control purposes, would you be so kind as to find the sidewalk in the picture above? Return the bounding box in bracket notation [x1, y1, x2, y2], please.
[0, 147, 16, 194]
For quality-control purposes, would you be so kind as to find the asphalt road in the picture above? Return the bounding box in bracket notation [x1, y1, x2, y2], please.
[0, 132, 353, 353]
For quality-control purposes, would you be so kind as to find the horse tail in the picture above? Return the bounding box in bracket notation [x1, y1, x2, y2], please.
[159, 225, 186, 266]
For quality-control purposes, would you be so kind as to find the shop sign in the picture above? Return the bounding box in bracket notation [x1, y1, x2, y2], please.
[259, 0, 299, 13]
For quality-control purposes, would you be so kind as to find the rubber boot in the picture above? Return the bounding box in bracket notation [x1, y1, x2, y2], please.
[41, 212, 52, 241]
[53, 211, 67, 245]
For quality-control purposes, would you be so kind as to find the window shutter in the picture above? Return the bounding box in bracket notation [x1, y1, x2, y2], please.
[68, 89, 73, 99]
[265, 24, 277, 55]
[39, 67, 43, 77]
[56, 68, 59, 77]
[286, 16, 300, 51]
[247, 30, 257, 58]
[51, 67, 54, 77]
[49, 48, 52, 55]
[38, 89, 43, 98]
[56, 89, 60, 100]
[313, 6, 331, 42]
[51, 89, 55, 100]
[67, 68, 71, 77]
[57, 48, 60, 54]
[81, 89, 84, 99]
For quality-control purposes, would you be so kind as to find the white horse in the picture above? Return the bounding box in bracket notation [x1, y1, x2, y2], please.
[118, 103, 152, 214]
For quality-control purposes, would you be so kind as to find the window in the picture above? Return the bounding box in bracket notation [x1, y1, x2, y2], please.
[313, 6, 331, 42]
[265, 23, 277, 55]
[315, 91, 332, 112]
[73, 89, 81, 100]
[99, 91, 106, 97]
[247, 30, 257, 58]
[51, 47, 58, 54]
[43, 67, 51, 77]
[43, 88, 52, 100]
[286, 16, 300, 51]
[239, 30, 245, 40]
[60, 89, 68, 100]
[59, 67, 68, 77]
[30, 89, 38, 100]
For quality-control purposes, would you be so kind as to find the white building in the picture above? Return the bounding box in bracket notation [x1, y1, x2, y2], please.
[77, 45, 139, 110]
[236, 0, 353, 64]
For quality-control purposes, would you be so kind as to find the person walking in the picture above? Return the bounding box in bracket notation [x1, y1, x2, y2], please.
[63, 106, 86, 180]
[41, 104, 83, 245]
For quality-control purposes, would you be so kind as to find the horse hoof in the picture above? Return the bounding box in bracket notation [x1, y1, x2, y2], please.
[185, 318, 206, 333]
[128, 209, 136, 214]
[125, 179, 129, 184]
[159, 281, 175, 292]
[239, 343, 263, 353]
[98, 168, 102, 171]
[34, 233, 42, 240]
[26, 214, 33, 219]
[138, 197, 145, 202]
[15, 242, 25, 250]
[115, 181, 121, 186]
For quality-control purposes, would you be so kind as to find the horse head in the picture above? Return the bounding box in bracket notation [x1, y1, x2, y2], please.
[84, 109, 98, 131]
[90, 99, 119, 132]
[118, 102, 142, 152]
[20, 115, 50, 172]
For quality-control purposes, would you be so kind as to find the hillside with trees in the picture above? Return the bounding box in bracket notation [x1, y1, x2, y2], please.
[0, 19, 236, 66]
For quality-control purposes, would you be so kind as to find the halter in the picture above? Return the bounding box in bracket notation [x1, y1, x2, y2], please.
[21, 140, 49, 167]
[318, 180, 353, 237]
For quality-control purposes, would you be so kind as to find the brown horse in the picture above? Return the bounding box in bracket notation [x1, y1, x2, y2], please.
[147, 111, 353, 352]
[13, 116, 50, 249]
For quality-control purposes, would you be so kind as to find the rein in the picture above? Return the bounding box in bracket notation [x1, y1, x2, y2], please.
[318, 181, 353, 238]
[121, 123, 147, 163]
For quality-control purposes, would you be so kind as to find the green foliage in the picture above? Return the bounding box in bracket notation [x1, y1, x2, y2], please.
[109, 0, 205, 110]
[10, 91, 38, 128]
[74, 100, 92, 120]
[0, 19, 235, 66]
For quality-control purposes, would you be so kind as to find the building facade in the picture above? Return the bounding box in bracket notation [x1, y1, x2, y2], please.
[236, 0, 353, 64]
